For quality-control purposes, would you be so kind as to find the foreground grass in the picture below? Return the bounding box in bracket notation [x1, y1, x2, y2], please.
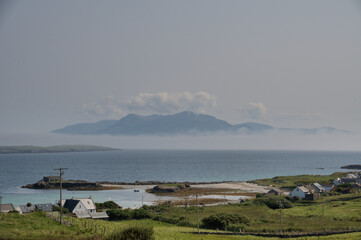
[0, 211, 99, 240]
[3, 211, 361, 240]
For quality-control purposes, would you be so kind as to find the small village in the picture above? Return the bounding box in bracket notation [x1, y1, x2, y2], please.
[1, 172, 361, 215]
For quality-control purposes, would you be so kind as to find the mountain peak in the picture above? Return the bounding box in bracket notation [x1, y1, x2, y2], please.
[53, 112, 348, 136]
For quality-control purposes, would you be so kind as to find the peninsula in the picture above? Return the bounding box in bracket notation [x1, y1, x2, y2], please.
[0, 145, 119, 154]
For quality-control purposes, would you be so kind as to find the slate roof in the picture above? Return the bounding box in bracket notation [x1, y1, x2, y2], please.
[298, 186, 312, 193]
[268, 188, 283, 193]
[63, 199, 80, 213]
[35, 203, 53, 212]
[312, 182, 326, 192]
[19, 204, 36, 213]
[0, 204, 15, 213]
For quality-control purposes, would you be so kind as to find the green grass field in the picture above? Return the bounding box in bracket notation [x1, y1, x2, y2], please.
[3, 192, 361, 240]
[248, 172, 347, 189]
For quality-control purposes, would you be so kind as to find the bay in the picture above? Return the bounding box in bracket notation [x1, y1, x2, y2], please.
[0, 150, 360, 208]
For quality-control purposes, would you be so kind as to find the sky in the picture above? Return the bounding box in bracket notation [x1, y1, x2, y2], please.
[0, 0, 361, 149]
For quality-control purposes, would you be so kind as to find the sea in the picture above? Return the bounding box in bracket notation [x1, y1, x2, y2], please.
[0, 149, 360, 208]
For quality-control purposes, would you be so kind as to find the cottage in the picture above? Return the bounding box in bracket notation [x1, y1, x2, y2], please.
[17, 204, 36, 214]
[0, 203, 15, 213]
[267, 188, 284, 196]
[35, 203, 53, 212]
[311, 182, 326, 193]
[289, 186, 313, 199]
[63, 197, 96, 215]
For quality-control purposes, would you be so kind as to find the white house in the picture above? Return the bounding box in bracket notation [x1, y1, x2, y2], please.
[63, 197, 96, 214]
[289, 186, 312, 199]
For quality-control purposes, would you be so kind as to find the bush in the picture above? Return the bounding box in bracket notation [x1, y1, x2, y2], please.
[253, 196, 293, 209]
[132, 208, 151, 219]
[107, 209, 132, 221]
[290, 196, 299, 202]
[95, 201, 121, 210]
[106, 225, 154, 240]
[335, 183, 353, 194]
[53, 205, 69, 214]
[107, 208, 151, 221]
[202, 213, 250, 230]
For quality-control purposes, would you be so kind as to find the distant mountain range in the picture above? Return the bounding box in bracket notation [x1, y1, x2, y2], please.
[53, 111, 348, 136]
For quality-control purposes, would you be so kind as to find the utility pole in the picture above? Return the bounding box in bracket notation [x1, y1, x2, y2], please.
[0, 194, 2, 214]
[142, 195, 144, 207]
[196, 194, 199, 233]
[54, 167, 68, 225]
[322, 203, 324, 217]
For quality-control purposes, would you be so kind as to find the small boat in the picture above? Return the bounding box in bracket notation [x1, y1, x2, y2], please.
[134, 189, 140, 192]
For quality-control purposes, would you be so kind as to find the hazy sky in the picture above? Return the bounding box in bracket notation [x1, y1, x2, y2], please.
[1, 0, 361, 137]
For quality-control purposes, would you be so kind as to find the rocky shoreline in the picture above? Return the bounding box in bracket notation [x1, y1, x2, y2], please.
[22, 179, 122, 191]
[97, 180, 235, 185]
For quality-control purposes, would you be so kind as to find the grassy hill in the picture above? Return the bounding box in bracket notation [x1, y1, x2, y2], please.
[3, 192, 361, 239]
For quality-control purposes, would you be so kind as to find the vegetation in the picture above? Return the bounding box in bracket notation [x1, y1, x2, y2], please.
[107, 208, 151, 221]
[201, 213, 250, 230]
[249, 172, 347, 189]
[53, 205, 70, 214]
[105, 225, 154, 240]
[95, 201, 121, 211]
[0, 211, 98, 239]
[5, 203, 361, 239]
[252, 196, 293, 209]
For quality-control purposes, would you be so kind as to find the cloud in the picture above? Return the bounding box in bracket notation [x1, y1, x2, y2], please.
[81, 91, 217, 119]
[81, 96, 124, 119]
[240, 102, 267, 120]
[124, 91, 217, 114]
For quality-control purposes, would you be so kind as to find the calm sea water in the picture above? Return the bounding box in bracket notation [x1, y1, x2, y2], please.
[0, 150, 360, 208]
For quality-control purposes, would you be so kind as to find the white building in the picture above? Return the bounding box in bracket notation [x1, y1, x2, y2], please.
[63, 197, 96, 214]
[289, 186, 312, 199]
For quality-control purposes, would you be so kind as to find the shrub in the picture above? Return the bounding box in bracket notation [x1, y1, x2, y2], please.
[335, 183, 353, 194]
[107, 209, 132, 221]
[106, 225, 154, 240]
[95, 201, 121, 210]
[202, 213, 250, 230]
[107, 208, 151, 221]
[53, 205, 69, 214]
[290, 196, 299, 202]
[253, 196, 293, 209]
[132, 208, 151, 219]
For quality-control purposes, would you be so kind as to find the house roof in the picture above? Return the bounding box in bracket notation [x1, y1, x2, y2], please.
[312, 182, 326, 191]
[75, 212, 91, 218]
[346, 173, 358, 179]
[19, 204, 36, 213]
[268, 188, 283, 193]
[77, 198, 95, 210]
[298, 186, 312, 193]
[63, 199, 80, 213]
[90, 212, 109, 219]
[35, 203, 53, 212]
[0, 204, 15, 213]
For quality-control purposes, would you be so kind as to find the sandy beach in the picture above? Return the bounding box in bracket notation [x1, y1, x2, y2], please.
[101, 181, 269, 194]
